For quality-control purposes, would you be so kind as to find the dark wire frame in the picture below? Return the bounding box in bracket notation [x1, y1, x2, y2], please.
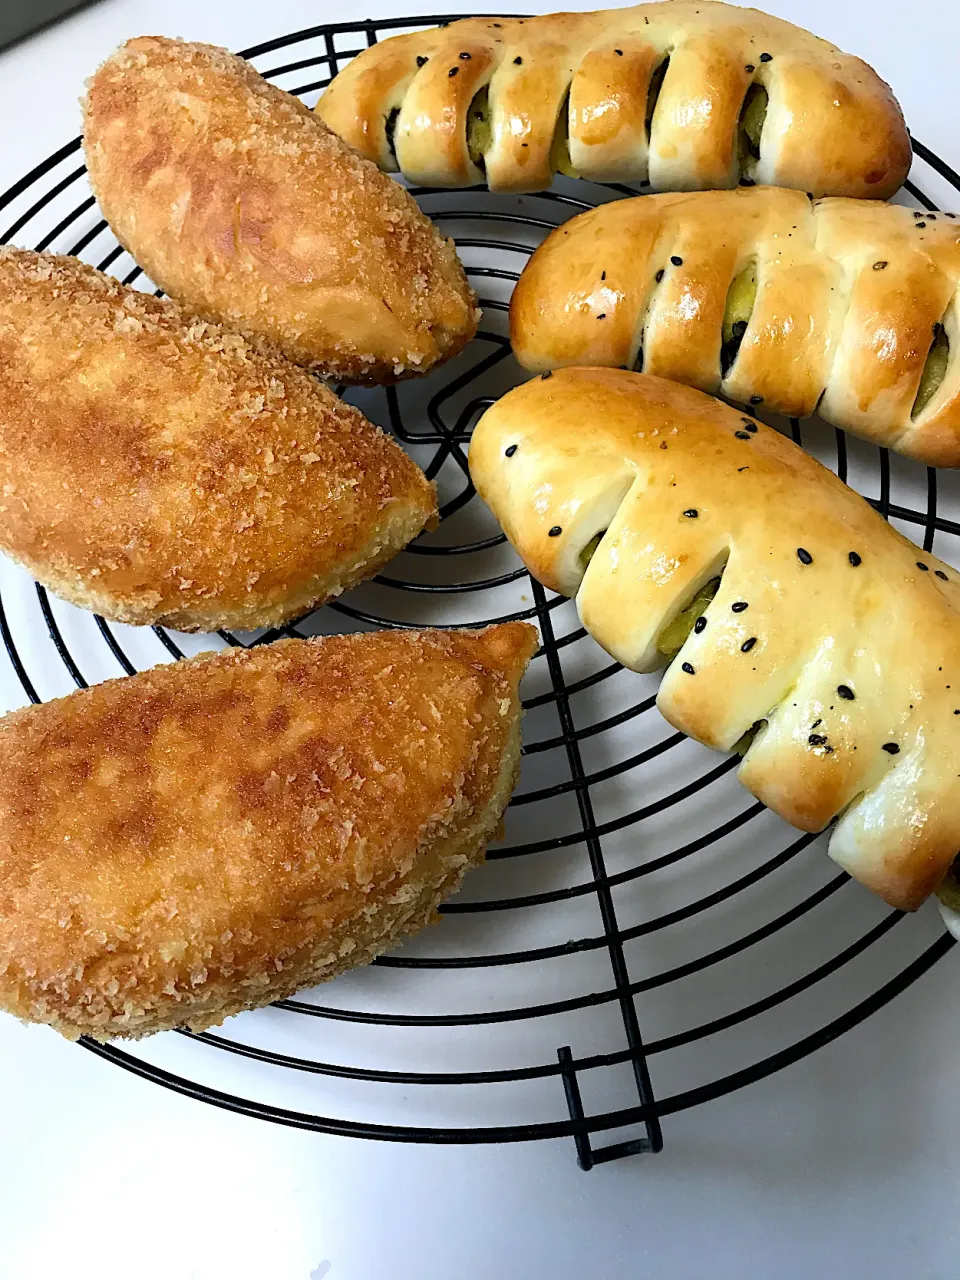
[0, 15, 956, 1170]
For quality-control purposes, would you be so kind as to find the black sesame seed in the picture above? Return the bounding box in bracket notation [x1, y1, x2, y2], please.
[745, 63, 755, 72]
[655, 268, 665, 282]
[741, 637, 758, 653]
[671, 255, 683, 266]
[448, 66, 459, 77]
[541, 370, 552, 380]
[913, 210, 923, 217]
[600, 271, 606, 280]
[873, 260, 888, 270]
[955, 710, 960, 715]
[683, 508, 699, 518]
[459, 51, 472, 59]
[615, 47, 623, 55]
[811, 719, 822, 730]
[681, 662, 696, 675]
[416, 55, 428, 67]
[882, 742, 900, 755]
[759, 51, 773, 62]
[936, 569, 949, 581]
[797, 547, 813, 565]
[809, 733, 827, 746]
[694, 617, 707, 634]
[928, 213, 938, 220]
[916, 222, 927, 229]
[597, 313, 607, 320]
[732, 601, 748, 613]
[741, 417, 755, 429]
[548, 526, 562, 537]
[514, 56, 523, 65]
[504, 444, 518, 457]
[749, 395, 764, 405]
[735, 431, 751, 440]
[849, 551, 862, 566]
[837, 684, 855, 700]
[745, 422, 758, 433]
[917, 561, 930, 571]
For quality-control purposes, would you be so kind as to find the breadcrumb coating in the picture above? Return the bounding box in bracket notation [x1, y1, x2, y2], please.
[0, 624, 537, 1040]
[0, 247, 437, 631]
[83, 36, 479, 383]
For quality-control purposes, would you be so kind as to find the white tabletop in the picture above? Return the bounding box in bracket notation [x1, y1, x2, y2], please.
[1, 3, 960, 1279]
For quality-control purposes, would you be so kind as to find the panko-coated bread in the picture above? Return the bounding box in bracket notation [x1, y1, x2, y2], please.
[0, 247, 436, 632]
[317, 2, 910, 197]
[470, 369, 960, 911]
[0, 624, 537, 1040]
[83, 36, 479, 384]
[511, 188, 960, 467]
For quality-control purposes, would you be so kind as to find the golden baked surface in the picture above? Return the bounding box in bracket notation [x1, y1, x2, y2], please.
[511, 188, 960, 467]
[318, 2, 909, 197]
[0, 624, 537, 1040]
[0, 247, 436, 632]
[84, 36, 479, 383]
[470, 369, 960, 911]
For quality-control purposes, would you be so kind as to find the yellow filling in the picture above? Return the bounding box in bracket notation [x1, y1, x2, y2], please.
[738, 84, 767, 176]
[732, 721, 764, 757]
[467, 88, 491, 167]
[722, 262, 758, 348]
[913, 323, 950, 417]
[549, 95, 578, 178]
[657, 577, 721, 658]
[645, 58, 669, 137]
[937, 857, 960, 912]
[579, 531, 605, 573]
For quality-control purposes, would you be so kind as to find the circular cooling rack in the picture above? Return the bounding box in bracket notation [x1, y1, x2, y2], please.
[1, 15, 958, 1169]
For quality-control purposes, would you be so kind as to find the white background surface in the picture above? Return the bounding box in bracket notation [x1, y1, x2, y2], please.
[1, 2, 959, 1278]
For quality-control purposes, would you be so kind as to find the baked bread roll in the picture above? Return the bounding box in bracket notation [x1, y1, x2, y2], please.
[317, 2, 909, 197]
[511, 188, 960, 467]
[470, 369, 960, 911]
[0, 247, 436, 632]
[84, 37, 478, 384]
[0, 624, 537, 1040]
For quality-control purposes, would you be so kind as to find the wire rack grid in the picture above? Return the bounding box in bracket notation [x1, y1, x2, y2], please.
[0, 15, 957, 1170]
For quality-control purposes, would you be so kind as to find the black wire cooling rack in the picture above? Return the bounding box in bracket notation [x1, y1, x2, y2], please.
[0, 15, 958, 1170]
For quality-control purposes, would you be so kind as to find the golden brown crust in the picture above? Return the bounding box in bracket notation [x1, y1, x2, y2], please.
[0, 624, 537, 1040]
[470, 369, 960, 911]
[318, 2, 910, 197]
[511, 189, 960, 466]
[0, 247, 436, 632]
[83, 36, 479, 384]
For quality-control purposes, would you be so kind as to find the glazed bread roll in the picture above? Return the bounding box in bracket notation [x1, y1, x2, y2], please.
[0, 248, 436, 632]
[470, 369, 960, 911]
[84, 37, 478, 384]
[0, 624, 537, 1040]
[317, 2, 909, 197]
[511, 188, 960, 467]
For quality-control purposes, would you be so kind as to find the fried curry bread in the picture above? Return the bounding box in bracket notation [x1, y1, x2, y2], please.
[0, 624, 537, 1040]
[0, 247, 436, 631]
[84, 36, 478, 383]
